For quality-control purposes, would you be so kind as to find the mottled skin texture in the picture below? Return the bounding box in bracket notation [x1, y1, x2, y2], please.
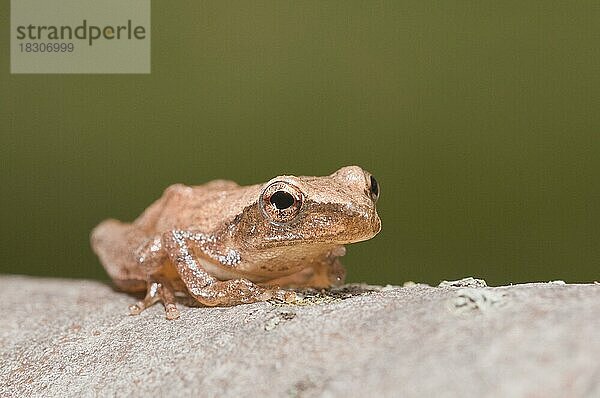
[91, 166, 381, 319]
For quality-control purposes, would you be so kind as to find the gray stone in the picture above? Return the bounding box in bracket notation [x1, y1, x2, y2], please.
[1, 275, 599, 397]
[438, 276, 488, 288]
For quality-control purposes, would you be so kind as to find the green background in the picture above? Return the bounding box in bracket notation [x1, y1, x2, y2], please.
[1, 2, 599, 286]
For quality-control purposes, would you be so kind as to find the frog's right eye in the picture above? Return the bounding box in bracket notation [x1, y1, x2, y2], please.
[260, 181, 303, 224]
[368, 175, 379, 202]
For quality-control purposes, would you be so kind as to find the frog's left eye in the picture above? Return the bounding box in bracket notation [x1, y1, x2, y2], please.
[368, 175, 380, 202]
[260, 181, 303, 224]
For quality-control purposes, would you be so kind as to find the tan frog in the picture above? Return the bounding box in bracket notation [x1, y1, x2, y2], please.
[91, 166, 381, 319]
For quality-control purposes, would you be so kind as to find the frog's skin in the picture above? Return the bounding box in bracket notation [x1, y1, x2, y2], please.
[91, 166, 381, 319]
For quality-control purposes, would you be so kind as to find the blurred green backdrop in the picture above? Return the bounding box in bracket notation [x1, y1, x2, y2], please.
[1, 2, 599, 285]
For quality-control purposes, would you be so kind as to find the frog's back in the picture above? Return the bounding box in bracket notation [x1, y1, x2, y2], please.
[143, 180, 261, 233]
[91, 179, 261, 289]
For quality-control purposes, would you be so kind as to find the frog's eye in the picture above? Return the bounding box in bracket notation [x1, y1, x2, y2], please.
[368, 175, 380, 202]
[260, 181, 303, 224]
[270, 191, 295, 209]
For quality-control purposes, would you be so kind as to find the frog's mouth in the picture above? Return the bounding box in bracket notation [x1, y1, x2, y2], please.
[259, 209, 381, 247]
[330, 205, 381, 244]
[340, 214, 381, 244]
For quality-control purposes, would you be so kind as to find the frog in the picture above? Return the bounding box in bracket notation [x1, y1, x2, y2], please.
[91, 165, 381, 319]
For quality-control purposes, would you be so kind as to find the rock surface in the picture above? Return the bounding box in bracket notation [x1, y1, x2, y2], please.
[1, 275, 599, 397]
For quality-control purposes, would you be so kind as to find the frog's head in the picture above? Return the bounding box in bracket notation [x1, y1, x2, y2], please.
[244, 166, 381, 249]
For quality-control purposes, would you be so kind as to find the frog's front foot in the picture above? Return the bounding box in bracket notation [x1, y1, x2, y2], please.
[193, 279, 295, 307]
[271, 288, 297, 303]
[129, 280, 180, 320]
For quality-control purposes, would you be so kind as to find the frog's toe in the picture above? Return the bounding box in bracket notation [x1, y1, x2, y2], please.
[128, 300, 157, 316]
[272, 289, 297, 303]
[126, 280, 178, 319]
[165, 303, 180, 320]
[128, 302, 145, 316]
